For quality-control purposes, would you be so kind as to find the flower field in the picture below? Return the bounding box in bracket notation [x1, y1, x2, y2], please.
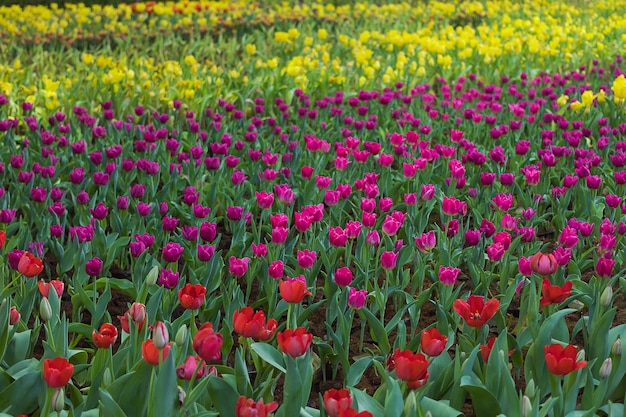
[2, 0, 626, 415]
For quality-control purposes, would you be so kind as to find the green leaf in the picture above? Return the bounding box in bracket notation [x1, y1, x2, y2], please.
[358, 308, 391, 355]
[420, 397, 464, 417]
[207, 376, 239, 417]
[346, 356, 375, 387]
[251, 342, 286, 373]
[99, 389, 128, 417]
[0, 371, 41, 415]
[350, 387, 384, 416]
[104, 364, 151, 416]
[150, 348, 177, 416]
[383, 377, 403, 417]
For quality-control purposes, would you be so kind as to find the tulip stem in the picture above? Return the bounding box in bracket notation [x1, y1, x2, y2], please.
[41, 387, 53, 417]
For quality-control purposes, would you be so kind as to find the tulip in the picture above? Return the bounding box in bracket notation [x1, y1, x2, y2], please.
[596, 256, 616, 278]
[178, 283, 207, 310]
[38, 280, 65, 299]
[92, 323, 118, 349]
[297, 249, 317, 269]
[380, 251, 398, 270]
[453, 295, 500, 327]
[85, 257, 103, 277]
[393, 349, 430, 389]
[40, 298, 52, 322]
[347, 288, 368, 309]
[118, 302, 147, 333]
[229, 256, 250, 277]
[530, 252, 558, 276]
[43, 357, 74, 388]
[268, 260, 284, 279]
[159, 269, 180, 289]
[233, 307, 278, 341]
[142, 339, 171, 365]
[235, 396, 278, 417]
[540, 278, 573, 306]
[323, 388, 352, 417]
[279, 276, 311, 303]
[334, 267, 353, 286]
[0, 230, 5, 249]
[176, 356, 208, 380]
[544, 343, 587, 375]
[17, 252, 44, 277]
[277, 327, 313, 357]
[193, 323, 223, 363]
[9, 306, 20, 325]
[162, 242, 184, 263]
[420, 328, 448, 357]
[153, 321, 169, 349]
[438, 266, 460, 286]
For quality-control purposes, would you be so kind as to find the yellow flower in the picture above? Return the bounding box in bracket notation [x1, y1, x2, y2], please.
[613, 75, 626, 100]
[245, 44, 256, 55]
[597, 89, 606, 103]
[275, 31, 290, 43]
[556, 95, 569, 106]
[317, 29, 328, 40]
[570, 101, 583, 111]
[581, 90, 594, 107]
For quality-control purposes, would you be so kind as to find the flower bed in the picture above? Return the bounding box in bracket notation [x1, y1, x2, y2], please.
[1, 1, 626, 416]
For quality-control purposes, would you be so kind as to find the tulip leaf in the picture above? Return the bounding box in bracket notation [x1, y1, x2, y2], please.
[358, 308, 391, 356]
[104, 363, 151, 416]
[350, 387, 385, 416]
[420, 397, 464, 417]
[3, 330, 31, 366]
[234, 347, 252, 396]
[251, 342, 286, 372]
[184, 375, 212, 407]
[99, 389, 128, 417]
[346, 356, 375, 387]
[383, 377, 403, 417]
[0, 371, 41, 415]
[150, 348, 177, 416]
[460, 347, 502, 417]
[207, 375, 239, 416]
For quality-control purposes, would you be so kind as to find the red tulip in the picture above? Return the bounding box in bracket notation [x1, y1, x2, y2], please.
[393, 349, 429, 389]
[279, 276, 311, 303]
[142, 339, 171, 365]
[233, 307, 278, 341]
[193, 322, 223, 363]
[0, 230, 5, 249]
[92, 323, 118, 349]
[323, 388, 352, 417]
[178, 283, 207, 310]
[540, 278, 573, 306]
[118, 302, 147, 333]
[176, 356, 210, 380]
[235, 396, 278, 417]
[38, 280, 65, 299]
[530, 252, 558, 276]
[276, 327, 313, 357]
[453, 295, 500, 327]
[9, 306, 20, 325]
[544, 343, 587, 375]
[18, 252, 44, 277]
[480, 337, 515, 362]
[420, 328, 448, 357]
[43, 357, 74, 388]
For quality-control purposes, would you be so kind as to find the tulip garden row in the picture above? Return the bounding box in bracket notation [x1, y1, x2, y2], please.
[2, 0, 626, 416]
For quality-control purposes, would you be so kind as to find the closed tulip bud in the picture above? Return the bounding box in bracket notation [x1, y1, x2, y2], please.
[102, 368, 112, 387]
[40, 298, 52, 322]
[600, 358, 612, 379]
[601, 286, 613, 307]
[525, 379, 535, 398]
[612, 338, 622, 356]
[176, 325, 188, 346]
[53, 388, 65, 412]
[146, 265, 159, 286]
[522, 395, 532, 417]
[9, 306, 20, 325]
[576, 349, 586, 363]
[153, 321, 169, 349]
